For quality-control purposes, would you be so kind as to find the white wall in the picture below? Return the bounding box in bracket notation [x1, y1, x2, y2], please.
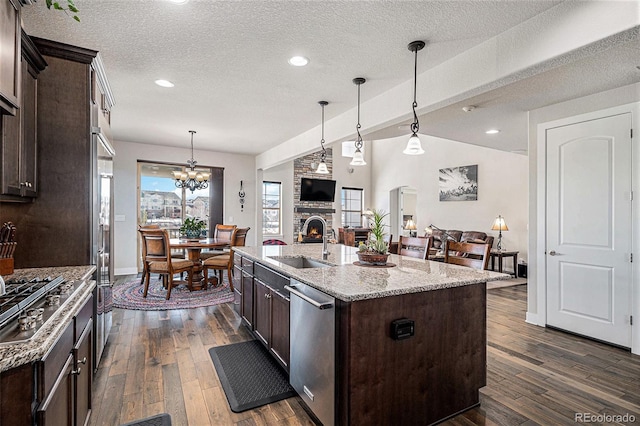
[370, 134, 529, 258]
[527, 83, 640, 333]
[331, 142, 373, 228]
[263, 161, 294, 244]
[112, 140, 256, 275]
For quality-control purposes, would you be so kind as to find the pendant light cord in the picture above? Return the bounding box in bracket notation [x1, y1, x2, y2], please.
[355, 81, 363, 149]
[411, 47, 419, 134]
[320, 103, 326, 162]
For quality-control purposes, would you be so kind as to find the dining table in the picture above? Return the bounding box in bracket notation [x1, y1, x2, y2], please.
[170, 237, 229, 291]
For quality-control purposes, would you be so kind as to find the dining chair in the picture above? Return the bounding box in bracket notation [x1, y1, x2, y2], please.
[443, 240, 491, 270]
[202, 228, 238, 291]
[199, 224, 237, 260]
[138, 228, 194, 299]
[234, 227, 250, 247]
[139, 224, 186, 286]
[398, 236, 431, 260]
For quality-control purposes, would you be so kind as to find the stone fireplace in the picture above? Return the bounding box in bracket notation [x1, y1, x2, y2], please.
[294, 148, 334, 242]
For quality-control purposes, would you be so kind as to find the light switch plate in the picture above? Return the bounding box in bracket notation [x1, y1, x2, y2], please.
[115, 215, 126, 222]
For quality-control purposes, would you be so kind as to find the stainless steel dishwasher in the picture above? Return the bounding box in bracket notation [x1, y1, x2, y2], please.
[285, 280, 335, 426]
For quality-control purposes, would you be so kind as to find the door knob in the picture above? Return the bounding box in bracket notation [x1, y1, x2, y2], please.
[549, 250, 557, 256]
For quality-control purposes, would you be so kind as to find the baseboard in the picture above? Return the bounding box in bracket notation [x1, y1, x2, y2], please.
[115, 267, 138, 276]
[525, 312, 541, 326]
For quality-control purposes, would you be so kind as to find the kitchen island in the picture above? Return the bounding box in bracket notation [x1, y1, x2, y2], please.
[233, 243, 508, 425]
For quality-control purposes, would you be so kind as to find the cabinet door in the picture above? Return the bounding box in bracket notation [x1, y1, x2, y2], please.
[0, 0, 20, 115]
[74, 320, 92, 426]
[270, 290, 290, 370]
[1, 49, 39, 198]
[253, 279, 271, 346]
[232, 265, 242, 315]
[241, 271, 254, 327]
[37, 354, 73, 426]
[19, 60, 37, 197]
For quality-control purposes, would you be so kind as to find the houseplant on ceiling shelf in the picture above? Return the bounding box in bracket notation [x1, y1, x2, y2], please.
[357, 209, 390, 266]
[180, 217, 206, 240]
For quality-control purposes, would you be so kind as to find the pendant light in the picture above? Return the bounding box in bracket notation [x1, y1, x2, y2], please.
[316, 101, 330, 174]
[350, 77, 367, 166]
[404, 40, 426, 155]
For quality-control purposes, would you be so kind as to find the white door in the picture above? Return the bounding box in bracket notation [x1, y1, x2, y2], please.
[546, 113, 632, 348]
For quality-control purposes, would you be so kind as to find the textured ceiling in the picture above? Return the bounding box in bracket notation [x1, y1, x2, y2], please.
[21, 0, 566, 155]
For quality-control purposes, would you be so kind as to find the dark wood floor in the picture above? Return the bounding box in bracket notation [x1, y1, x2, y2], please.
[90, 277, 640, 425]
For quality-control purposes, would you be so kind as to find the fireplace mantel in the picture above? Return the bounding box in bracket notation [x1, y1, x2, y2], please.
[295, 207, 336, 214]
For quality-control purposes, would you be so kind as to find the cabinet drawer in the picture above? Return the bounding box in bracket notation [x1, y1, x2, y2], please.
[254, 263, 289, 292]
[38, 322, 73, 400]
[74, 294, 93, 342]
[233, 254, 242, 267]
[241, 257, 254, 274]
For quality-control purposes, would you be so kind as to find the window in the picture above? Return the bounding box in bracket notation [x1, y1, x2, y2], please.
[341, 187, 363, 228]
[263, 181, 281, 235]
[137, 161, 223, 238]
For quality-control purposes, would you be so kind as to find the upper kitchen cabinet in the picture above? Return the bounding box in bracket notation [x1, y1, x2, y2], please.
[0, 30, 47, 201]
[0, 0, 21, 116]
[1, 37, 115, 268]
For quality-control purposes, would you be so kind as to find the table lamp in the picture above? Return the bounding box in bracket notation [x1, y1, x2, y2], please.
[491, 215, 509, 251]
[404, 219, 417, 237]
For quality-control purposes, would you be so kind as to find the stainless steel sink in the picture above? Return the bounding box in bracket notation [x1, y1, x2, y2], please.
[269, 256, 332, 269]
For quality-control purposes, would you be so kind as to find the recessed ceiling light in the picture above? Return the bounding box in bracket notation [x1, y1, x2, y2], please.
[155, 79, 174, 88]
[168, 0, 188, 4]
[485, 129, 500, 134]
[288, 56, 309, 67]
[462, 105, 476, 112]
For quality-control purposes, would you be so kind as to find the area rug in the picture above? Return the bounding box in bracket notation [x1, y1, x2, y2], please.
[113, 277, 235, 310]
[209, 340, 296, 413]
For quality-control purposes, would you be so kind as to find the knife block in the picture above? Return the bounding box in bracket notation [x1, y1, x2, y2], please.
[0, 258, 14, 275]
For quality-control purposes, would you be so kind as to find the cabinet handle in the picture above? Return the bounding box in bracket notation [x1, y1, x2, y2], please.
[265, 293, 272, 299]
[72, 367, 82, 376]
[79, 357, 87, 365]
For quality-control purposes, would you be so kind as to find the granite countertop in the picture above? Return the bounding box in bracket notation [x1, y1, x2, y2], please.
[0, 265, 96, 372]
[234, 244, 510, 302]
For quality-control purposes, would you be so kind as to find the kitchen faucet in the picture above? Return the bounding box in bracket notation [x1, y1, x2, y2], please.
[301, 215, 330, 259]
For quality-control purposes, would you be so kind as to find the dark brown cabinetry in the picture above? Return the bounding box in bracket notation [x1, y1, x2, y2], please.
[1, 38, 114, 268]
[253, 264, 290, 370]
[0, 0, 20, 116]
[0, 294, 93, 425]
[235, 256, 254, 327]
[1, 30, 47, 200]
[36, 296, 93, 426]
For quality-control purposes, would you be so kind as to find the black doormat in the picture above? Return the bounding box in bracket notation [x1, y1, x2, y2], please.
[120, 413, 171, 426]
[209, 340, 296, 413]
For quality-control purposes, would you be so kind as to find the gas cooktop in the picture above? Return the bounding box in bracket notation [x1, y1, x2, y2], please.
[0, 276, 82, 344]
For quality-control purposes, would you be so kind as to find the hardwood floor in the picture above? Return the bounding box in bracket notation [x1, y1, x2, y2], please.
[90, 277, 640, 425]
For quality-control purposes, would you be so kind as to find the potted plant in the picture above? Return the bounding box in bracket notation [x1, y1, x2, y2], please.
[180, 217, 206, 239]
[357, 209, 390, 266]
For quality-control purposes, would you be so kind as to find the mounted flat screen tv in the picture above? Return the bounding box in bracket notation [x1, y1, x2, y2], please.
[300, 178, 336, 202]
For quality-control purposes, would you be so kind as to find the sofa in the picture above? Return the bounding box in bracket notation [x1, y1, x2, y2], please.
[428, 229, 494, 253]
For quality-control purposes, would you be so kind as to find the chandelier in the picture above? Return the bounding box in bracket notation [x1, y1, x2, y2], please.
[173, 130, 210, 192]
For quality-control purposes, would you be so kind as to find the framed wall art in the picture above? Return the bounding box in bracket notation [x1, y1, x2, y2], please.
[439, 164, 478, 201]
